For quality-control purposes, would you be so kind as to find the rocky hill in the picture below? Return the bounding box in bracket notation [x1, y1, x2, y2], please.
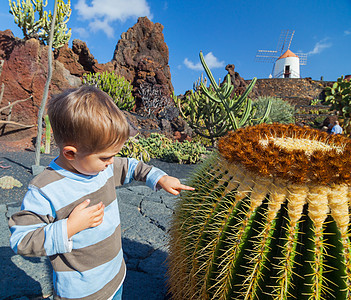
[0, 17, 173, 126]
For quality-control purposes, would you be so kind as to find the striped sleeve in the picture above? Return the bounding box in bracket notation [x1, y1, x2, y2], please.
[9, 186, 72, 257]
[120, 158, 167, 190]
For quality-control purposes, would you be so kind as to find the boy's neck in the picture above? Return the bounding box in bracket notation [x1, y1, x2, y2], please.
[55, 154, 78, 174]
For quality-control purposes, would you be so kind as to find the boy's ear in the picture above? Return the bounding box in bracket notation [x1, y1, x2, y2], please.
[62, 146, 78, 161]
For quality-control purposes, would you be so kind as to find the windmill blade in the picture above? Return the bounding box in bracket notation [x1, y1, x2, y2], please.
[255, 50, 278, 63]
[277, 29, 295, 54]
[295, 52, 308, 65]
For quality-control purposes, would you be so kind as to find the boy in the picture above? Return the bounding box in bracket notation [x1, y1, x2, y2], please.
[9, 86, 194, 300]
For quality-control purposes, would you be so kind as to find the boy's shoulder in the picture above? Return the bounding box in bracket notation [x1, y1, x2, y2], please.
[30, 167, 65, 189]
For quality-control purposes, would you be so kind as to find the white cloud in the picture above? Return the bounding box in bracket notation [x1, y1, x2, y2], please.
[307, 38, 332, 55]
[89, 18, 114, 38]
[344, 30, 351, 36]
[184, 58, 202, 71]
[75, 0, 152, 37]
[73, 27, 89, 38]
[184, 52, 225, 71]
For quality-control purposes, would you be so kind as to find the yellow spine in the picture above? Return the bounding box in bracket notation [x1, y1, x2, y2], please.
[307, 185, 330, 299]
[328, 184, 351, 297]
[273, 184, 307, 299]
[307, 185, 329, 231]
[287, 184, 308, 225]
[268, 179, 288, 221]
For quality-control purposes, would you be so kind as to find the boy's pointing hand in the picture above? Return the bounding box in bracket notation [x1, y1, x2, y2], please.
[157, 175, 195, 195]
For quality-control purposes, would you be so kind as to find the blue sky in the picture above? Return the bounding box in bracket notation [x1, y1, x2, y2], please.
[1, 0, 351, 95]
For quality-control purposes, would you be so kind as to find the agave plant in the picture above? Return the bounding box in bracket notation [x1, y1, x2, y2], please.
[168, 123, 351, 299]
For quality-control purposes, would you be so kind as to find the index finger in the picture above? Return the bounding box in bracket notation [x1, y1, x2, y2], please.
[177, 184, 195, 191]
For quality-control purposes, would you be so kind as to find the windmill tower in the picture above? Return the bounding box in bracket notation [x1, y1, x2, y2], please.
[255, 30, 307, 78]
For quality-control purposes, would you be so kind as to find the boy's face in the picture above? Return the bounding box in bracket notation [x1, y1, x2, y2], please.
[66, 144, 123, 176]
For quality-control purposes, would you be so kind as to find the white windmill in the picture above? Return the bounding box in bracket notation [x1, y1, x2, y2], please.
[255, 30, 307, 78]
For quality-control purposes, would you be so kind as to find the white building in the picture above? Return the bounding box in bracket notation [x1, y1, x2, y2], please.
[273, 49, 300, 78]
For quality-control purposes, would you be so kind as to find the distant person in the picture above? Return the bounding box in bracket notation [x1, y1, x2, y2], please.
[331, 120, 343, 134]
[8, 86, 194, 300]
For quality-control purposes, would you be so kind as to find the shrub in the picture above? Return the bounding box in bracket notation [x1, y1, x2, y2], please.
[138, 133, 209, 164]
[325, 76, 351, 134]
[252, 96, 295, 125]
[117, 136, 150, 162]
[82, 72, 135, 112]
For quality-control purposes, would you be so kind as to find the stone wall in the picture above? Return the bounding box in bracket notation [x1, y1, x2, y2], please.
[250, 78, 334, 106]
[247, 78, 337, 127]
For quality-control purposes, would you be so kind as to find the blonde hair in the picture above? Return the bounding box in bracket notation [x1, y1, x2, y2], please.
[47, 85, 130, 153]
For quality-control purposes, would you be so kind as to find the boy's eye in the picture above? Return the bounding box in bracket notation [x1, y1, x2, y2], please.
[101, 157, 112, 161]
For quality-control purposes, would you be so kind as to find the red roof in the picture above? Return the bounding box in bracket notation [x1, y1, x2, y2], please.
[278, 49, 298, 60]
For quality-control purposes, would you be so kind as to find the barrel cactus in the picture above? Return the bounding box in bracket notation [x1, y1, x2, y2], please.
[168, 123, 351, 299]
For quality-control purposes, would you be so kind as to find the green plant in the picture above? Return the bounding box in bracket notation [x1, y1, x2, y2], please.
[83, 72, 135, 112]
[325, 76, 351, 134]
[175, 52, 271, 145]
[168, 123, 351, 299]
[310, 109, 320, 115]
[174, 80, 228, 146]
[311, 99, 321, 106]
[312, 115, 327, 128]
[251, 96, 295, 125]
[138, 133, 209, 164]
[117, 135, 150, 162]
[9, 0, 71, 49]
[44, 114, 51, 154]
[318, 108, 330, 114]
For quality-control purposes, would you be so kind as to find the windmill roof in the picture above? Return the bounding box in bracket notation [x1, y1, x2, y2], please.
[278, 49, 298, 60]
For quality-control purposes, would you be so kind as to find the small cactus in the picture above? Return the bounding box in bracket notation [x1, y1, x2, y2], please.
[82, 72, 135, 112]
[168, 123, 351, 299]
[0, 176, 22, 189]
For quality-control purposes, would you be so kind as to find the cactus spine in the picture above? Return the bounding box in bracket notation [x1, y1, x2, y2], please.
[168, 123, 351, 299]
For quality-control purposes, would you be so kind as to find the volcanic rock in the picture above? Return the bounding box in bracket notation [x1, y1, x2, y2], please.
[55, 40, 109, 76]
[0, 17, 179, 140]
[225, 64, 259, 97]
[111, 17, 173, 110]
[0, 33, 80, 128]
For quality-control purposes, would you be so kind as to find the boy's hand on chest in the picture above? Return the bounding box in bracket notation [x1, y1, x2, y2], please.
[67, 199, 105, 238]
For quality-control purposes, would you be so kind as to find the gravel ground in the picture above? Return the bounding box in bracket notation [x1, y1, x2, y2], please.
[0, 149, 199, 206]
[0, 149, 199, 299]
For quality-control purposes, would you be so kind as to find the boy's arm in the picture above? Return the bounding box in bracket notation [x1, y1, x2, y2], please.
[117, 158, 194, 193]
[9, 186, 71, 257]
[116, 157, 167, 190]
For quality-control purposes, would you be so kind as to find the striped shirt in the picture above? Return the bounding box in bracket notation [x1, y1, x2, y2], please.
[9, 157, 167, 300]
